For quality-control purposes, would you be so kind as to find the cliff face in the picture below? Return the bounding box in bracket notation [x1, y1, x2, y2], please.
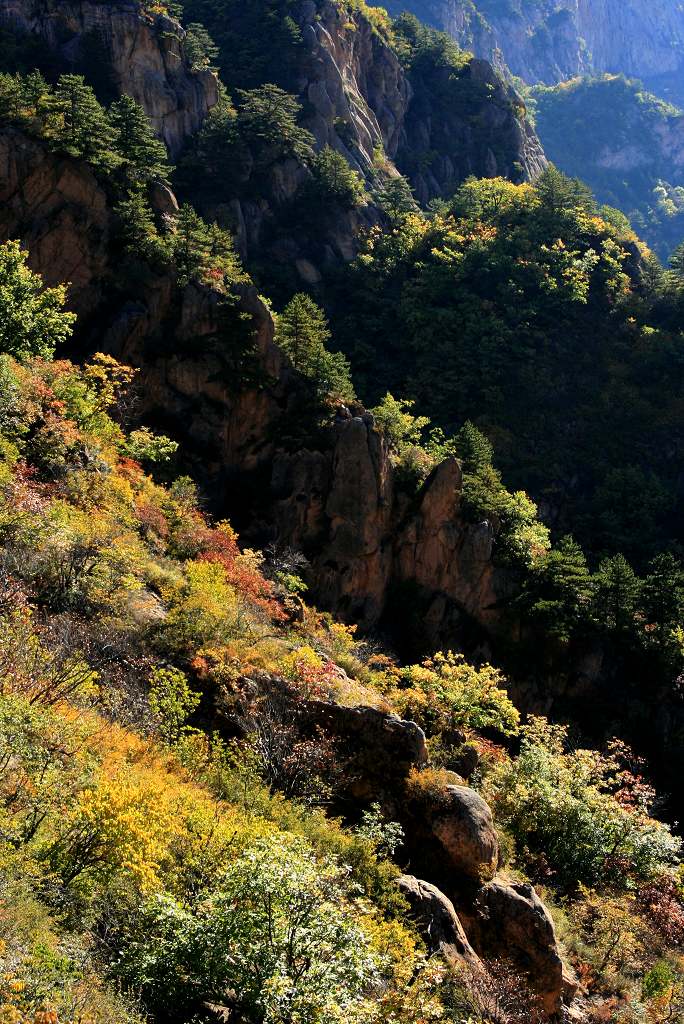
[0, 123, 510, 649]
[392, 0, 684, 97]
[0, 0, 218, 155]
[186, 0, 544, 272]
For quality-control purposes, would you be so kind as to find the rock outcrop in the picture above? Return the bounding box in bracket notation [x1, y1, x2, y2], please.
[458, 877, 578, 1017]
[0, 128, 110, 317]
[398, 873, 481, 967]
[0, 0, 218, 155]
[215, 671, 428, 800]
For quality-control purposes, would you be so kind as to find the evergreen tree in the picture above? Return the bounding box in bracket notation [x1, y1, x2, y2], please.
[535, 165, 597, 218]
[592, 553, 640, 633]
[171, 206, 245, 287]
[526, 535, 593, 641]
[114, 190, 169, 265]
[39, 74, 119, 169]
[0, 70, 48, 123]
[454, 420, 494, 473]
[0, 240, 76, 360]
[276, 293, 330, 370]
[108, 94, 170, 185]
[306, 146, 365, 210]
[640, 553, 684, 634]
[172, 205, 212, 285]
[374, 175, 417, 223]
[276, 294, 354, 402]
[236, 84, 314, 165]
[669, 240, 684, 277]
[184, 22, 219, 72]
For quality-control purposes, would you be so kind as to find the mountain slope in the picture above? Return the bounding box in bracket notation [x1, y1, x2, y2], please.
[386, 0, 684, 104]
[531, 74, 684, 260]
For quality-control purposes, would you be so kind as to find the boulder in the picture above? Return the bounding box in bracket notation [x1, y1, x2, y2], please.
[459, 877, 578, 1017]
[428, 782, 497, 880]
[398, 874, 481, 969]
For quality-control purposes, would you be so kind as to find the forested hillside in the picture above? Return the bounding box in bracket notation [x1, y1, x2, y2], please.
[1, 0, 684, 1021]
[528, 75, 684, 261]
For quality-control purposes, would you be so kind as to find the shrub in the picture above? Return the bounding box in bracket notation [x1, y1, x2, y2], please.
[484, 717, 681, 892]
[383, 650, 520, 738]
[118, 834, 383, 1022]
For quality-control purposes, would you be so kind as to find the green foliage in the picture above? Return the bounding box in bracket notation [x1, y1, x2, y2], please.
[108, 93, 171, 185]
[170, 0, 305, 93]
[236, 83, 314, 166]
[276, 294, 355, 403]
[119, 835, 382, 1022]
[39, 73, 119, 169]
[0, 240, 76, 360]
[373, 174, 418, 223]
[171, 204, 247, 287]
[484, 716, 682, 892]
[453, 420, 494, 473]
[384, 650, 520, 738]
[125, 427, 179, 465]
[336, 170, 684, 566]
[371, 392, 429, 457]
[113, 190, 170, 264]
[591, 553, 641, 633]
[184, 21, 219, 72]
[523, 535, 593, 641]
[148, 665, 200, 743]
[305, 145, 366, 210]
[532, 74, 684, 260]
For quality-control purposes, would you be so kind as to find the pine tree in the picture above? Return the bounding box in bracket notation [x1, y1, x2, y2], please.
[669, 240, 684, 277]
[454, 421, 494, 473]
[527, 535, 593, 641]
[276, 294, 354, 402]
[237, 84, 314, 165]
[307, 146, 365, 210]
[172, 205, 212, 285]
[108, 94, 170, 185]
[114, 190, 169, 265]
[184, 22, 219, 72]
[592, 553, 640, 633]
[375, 175, 417, 222]
[39, 74, 119, 169]
[276, 293, 331, 370]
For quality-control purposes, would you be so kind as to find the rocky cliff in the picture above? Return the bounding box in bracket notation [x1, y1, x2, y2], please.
[0, 0, 218, 154]
[390, 0, 684, 101]
[179, 0, 545, 273]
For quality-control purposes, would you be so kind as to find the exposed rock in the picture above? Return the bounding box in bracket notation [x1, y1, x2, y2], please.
[0, 128, 110, 316]
[392, 0, 684, 98]
[414, 784, 500, 883]
[0, 0, 218, 155]
[215, 672, 428, 800]
[458, 877, 578, 1017]
[398, 873, 482, 968]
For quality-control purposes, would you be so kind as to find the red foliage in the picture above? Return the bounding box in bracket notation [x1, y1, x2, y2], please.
[638, 874, 684, 946]
[198, 524, 287, 622]
[135, 501, 170, 541]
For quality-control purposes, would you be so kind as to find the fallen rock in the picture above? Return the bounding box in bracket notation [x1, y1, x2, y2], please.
[398, 874, 481, 968]
[459, 877, 578, 1017]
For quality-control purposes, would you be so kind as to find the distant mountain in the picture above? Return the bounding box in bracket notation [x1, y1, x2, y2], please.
[530, 74, 684, 259]
[387, 0, 684, 105]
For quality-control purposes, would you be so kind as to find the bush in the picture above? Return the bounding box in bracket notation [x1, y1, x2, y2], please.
[118, 834, 383, 1022]
[484, 717, 681, 892]
[382, 650, 520, 738]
